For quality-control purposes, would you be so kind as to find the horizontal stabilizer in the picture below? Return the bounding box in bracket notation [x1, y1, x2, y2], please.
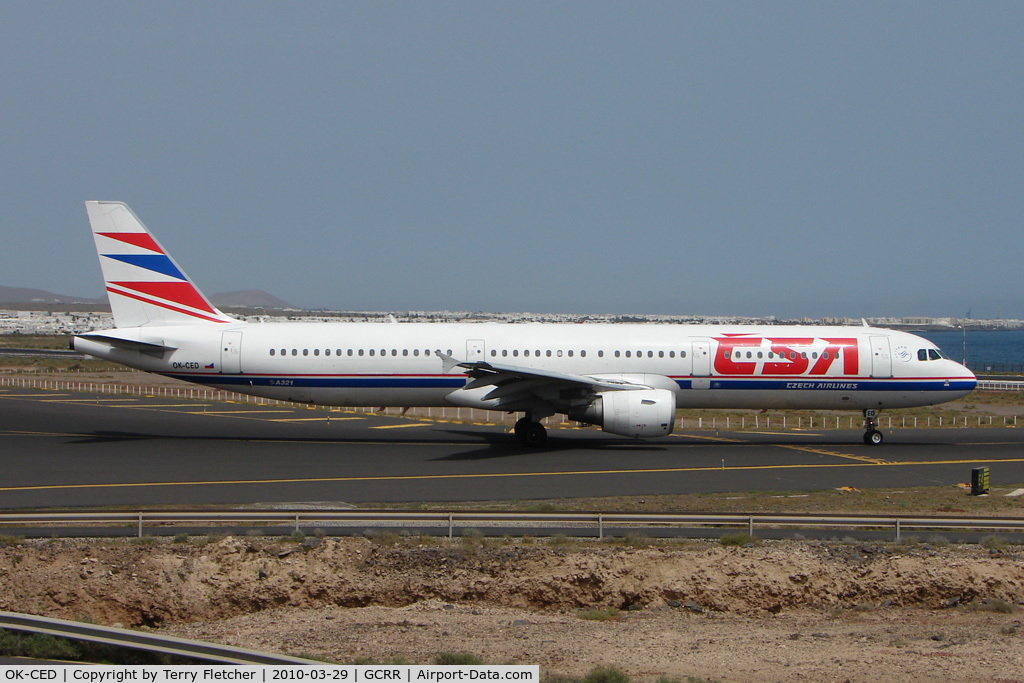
[74, 331, 177, 353]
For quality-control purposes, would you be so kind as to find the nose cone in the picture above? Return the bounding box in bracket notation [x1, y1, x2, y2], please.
[955, 362, 978, 393]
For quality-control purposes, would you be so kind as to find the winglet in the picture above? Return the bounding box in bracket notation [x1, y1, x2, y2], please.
[436, 350, 465, 374]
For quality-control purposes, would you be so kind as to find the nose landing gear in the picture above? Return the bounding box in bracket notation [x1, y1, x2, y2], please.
[863, 409, 883, 445]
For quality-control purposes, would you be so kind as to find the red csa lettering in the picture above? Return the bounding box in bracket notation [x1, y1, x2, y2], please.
[763, 338, 813, 375]
[713, 337, 762, 375]
[809, 338, 859, 375]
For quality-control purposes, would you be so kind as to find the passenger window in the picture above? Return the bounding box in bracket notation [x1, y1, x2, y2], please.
[291, 349, 297, 356]
[358, 349, 364, 356]
[414, 349, 420, 356]
[658, 351, 664, 358]
[568, 350, 574, 357]
[369, 349, 375, 356]
[581, 350, 587, 358]
[490, 350, 495, 357]
[314, 349, 320, 356]
[269, 349, 276, 356]
[615, 351, 620, 358]
[546, 350, 552, 357]
[669, 351, 675, 358]
[502, 350, 508, 357]
[625, 351, 631, 358]
[302, 349, 309, 356]
[513, 350, 519, 357]
[598, 350, 604, 357]
[403, 349, 409, 356]
[557, 350, 563, 357]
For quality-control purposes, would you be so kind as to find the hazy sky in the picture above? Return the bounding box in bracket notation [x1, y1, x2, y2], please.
[2, 2, 1022, 318]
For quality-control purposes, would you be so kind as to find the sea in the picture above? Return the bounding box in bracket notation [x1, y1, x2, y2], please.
[918, 329, 1024, 374]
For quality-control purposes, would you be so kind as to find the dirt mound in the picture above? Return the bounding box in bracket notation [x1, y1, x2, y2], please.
[1, 537, 1021, 626]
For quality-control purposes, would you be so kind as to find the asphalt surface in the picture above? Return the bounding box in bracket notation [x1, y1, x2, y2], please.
[2, 386, 1023, 509]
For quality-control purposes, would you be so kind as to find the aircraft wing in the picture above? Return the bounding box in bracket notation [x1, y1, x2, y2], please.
[436, 351, 647, 413]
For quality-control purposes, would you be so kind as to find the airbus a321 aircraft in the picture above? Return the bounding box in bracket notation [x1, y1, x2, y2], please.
[73, 201, 977, 447]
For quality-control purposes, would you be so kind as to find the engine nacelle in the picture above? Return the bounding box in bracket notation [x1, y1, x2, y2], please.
[569, 389, 676, 438]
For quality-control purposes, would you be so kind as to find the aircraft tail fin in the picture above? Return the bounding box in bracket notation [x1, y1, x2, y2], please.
[85, 201, 237, 328]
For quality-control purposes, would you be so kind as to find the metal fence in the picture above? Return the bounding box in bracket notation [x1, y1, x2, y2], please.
[2, 509, 1023, 543]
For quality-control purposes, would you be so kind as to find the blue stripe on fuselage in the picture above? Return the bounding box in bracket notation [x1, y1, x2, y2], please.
[674, 378, 977, 392]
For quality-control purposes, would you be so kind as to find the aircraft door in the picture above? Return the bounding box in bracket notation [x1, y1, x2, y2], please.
[221, 331, 242, 374]
[691, 341, 711, 377]
[466, 339, 485, 362]
[870, 336, 892, 378]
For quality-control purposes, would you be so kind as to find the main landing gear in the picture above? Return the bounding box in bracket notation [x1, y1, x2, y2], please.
[514, 415, 547, 447]
[863, 409, 884, 445]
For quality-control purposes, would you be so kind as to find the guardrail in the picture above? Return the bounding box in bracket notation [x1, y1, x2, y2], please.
[1, 509, 1023, 543]
[0, 611, 317, 664]
[977, 380, 1024, 391]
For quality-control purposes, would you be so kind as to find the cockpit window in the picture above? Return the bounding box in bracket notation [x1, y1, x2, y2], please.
[918, 349, 929, 361]
[928, 349, 943, 361]
[919, 348, 946, 361]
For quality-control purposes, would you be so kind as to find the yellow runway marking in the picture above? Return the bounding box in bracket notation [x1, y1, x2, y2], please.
[269, 417, 363, 422]
[778, 444, 890, 465]
[738, 431, 822, 437]
[370, 423, 431, 430]
[122, 404, 213, 408]
[673, 434, 744, 443]
[0, 393, 72, 397]
[39, 398, 138, 403]
[193, 410, 297, 415]
[4, 456, 1024, 493]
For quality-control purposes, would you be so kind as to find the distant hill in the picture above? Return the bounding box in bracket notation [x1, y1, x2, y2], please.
[1, 285, 294, 311]
[0, 286, 103, 305]
[210, 290, 293, 310]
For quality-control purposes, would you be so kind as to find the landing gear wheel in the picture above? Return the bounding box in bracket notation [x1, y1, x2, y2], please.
[523, 422, 547, 447]
[513, 417, 547, 447]
[862, 409, 883, 446]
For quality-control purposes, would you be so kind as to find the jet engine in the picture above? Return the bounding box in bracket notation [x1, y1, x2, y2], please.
[569, 389, 676, 438]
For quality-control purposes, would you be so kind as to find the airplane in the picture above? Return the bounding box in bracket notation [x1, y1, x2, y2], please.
[73, 201, 977, 447]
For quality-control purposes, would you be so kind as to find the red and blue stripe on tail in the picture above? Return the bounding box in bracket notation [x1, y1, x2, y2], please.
[85, 201, 236, 327]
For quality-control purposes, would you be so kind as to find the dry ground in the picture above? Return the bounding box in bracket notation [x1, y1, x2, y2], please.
[1, 536, 1022, 681]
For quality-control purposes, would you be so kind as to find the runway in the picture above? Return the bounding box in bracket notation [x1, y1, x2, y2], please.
[2, 386, 1023, 509]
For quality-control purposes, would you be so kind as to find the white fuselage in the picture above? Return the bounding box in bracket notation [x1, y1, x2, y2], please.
[74, 321, 977, 412]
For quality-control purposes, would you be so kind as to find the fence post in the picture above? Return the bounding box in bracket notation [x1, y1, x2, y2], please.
[598, 513, 604, 540]
[138, 513, 143, 539]
[895, 518, 901, 543]
[748, 516, 754, 538]
[448, 513, 454, 540]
